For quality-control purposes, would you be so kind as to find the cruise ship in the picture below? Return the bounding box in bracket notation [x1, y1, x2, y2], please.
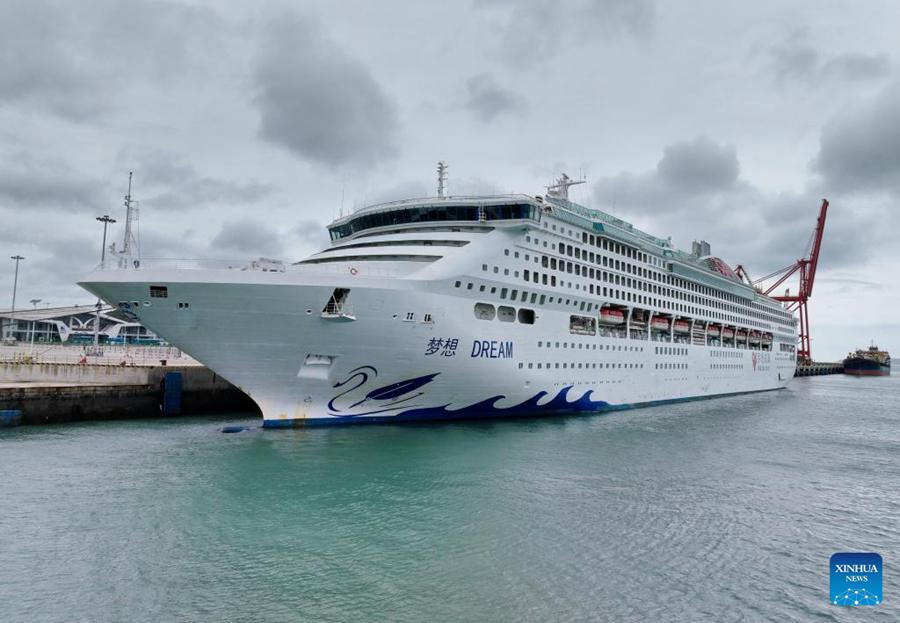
[79, 172, 799, 426]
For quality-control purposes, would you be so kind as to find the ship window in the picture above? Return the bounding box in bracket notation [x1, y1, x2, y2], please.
[518, 308, 535, 324]
[498, 306, 516, 322]
[474, 303, 495, 320]
[149, 285, 168, 298]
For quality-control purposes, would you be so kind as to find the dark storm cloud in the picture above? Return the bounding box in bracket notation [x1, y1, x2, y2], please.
[591, 136, 883, 274]
[120, 148, 272, 212]
[211, 219, 284, 258]
[0, 150, 106, 211]
[465, 74, 525, 122]
[253, 14, 398, 168]
[0, 0, 218, 122]
[769, 31, 890, 86]
[475, 0, 654, 66]
[812, 83, 900, 194]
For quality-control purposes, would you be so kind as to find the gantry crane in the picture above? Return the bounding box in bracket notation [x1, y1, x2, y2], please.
[741, 199, 829, 362]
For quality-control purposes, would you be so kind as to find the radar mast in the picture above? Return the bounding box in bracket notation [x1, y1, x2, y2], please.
[546, 173, 585, 201]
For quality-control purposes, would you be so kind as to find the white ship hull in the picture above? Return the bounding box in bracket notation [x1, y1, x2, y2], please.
[80, 263, 796, 427]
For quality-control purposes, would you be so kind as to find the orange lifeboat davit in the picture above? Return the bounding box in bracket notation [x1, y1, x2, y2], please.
[599, 308, 625, 326]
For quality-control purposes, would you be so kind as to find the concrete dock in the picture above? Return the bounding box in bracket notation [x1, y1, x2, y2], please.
[795, 361, 844, 376]
[0, 360, 258, 425]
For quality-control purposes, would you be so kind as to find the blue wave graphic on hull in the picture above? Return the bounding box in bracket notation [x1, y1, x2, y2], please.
[393, 385, 611, 421]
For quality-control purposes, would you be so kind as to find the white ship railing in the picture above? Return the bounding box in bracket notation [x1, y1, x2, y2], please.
[93, 258, 412, 278]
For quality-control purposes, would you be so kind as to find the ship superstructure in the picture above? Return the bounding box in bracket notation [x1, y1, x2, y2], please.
[79, 173, 799, 426]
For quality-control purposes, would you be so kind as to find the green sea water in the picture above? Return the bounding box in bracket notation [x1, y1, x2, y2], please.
[1, 375, 898, 622]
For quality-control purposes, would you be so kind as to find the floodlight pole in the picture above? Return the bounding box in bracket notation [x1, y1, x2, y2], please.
[94, 216, 116, 346]
[29, 298, 41, 351]
[7, 255, 24, 342]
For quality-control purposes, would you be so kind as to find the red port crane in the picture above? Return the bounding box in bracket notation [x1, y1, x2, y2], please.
[743, 199, 829, 362]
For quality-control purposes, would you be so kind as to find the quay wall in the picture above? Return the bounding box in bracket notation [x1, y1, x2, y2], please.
[795, 362, 844, 377]
[0, 363, 259, 425]
[0, 362, 228, 390]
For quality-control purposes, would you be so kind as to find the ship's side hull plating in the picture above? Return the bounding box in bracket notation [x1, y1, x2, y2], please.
[80, 271, 796, 427]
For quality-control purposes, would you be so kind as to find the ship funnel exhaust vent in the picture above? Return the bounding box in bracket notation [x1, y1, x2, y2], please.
[691, 240, 711, 256]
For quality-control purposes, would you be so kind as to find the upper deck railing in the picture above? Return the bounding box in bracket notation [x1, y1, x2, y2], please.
[91, 257, 412, 278]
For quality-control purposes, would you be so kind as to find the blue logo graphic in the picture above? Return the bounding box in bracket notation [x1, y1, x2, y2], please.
[830, 552, 882, 606]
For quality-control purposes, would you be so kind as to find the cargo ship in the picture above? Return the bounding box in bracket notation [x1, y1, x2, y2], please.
[79, 172, 798, 427]
[843, 345, 891, 376]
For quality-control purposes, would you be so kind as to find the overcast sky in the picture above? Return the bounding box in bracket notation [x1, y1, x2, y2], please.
[1, 0, 899, 359]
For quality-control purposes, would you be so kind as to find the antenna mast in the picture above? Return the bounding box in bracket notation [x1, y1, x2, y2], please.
[546, 173, 585, 201]
[120, 172, 140, 261]
[437, 161, 448, 198]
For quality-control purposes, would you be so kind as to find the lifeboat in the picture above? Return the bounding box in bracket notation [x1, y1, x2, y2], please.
[762, 333, 773, 344]
[749, 331, 761, 344]
[707, 325, 721, 338]
[722, 327, 735, 339]
[736, 330, 748, 341]
[651, 316, 670, 331]
[673, 320, 690, 334]
[599, 308, 625, 325]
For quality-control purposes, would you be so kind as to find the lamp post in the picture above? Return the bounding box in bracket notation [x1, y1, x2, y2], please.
[93, 216, 116, 347]
[96, 215, 116, 264]
[30, 298, 41, 350]
[7, 255, 24, 342]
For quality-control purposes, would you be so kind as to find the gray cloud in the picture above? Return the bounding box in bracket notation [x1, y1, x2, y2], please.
[657, 137, 739, 193]
[591, 136, 883, 274]
[211, 219, 284, 258]
[476, 0, 654, 66]
[0, 149, 106, 211]
[574, 0, 655, 39]
[253, 14, 398, 168]
[368, 181, 432, 205]
[465, 73, 525, 122]
[821, 53, 892, 82]
[0, 0, 218, 122]
[770, 31, 890, 86]
[292, 220, 329, 250]
[593, 136, 741, 209]
[119, 148, 273, 212]
[812, 82, 900, 193]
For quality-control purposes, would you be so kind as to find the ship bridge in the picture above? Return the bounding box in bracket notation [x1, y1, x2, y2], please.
[326, 196, 542, 241]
